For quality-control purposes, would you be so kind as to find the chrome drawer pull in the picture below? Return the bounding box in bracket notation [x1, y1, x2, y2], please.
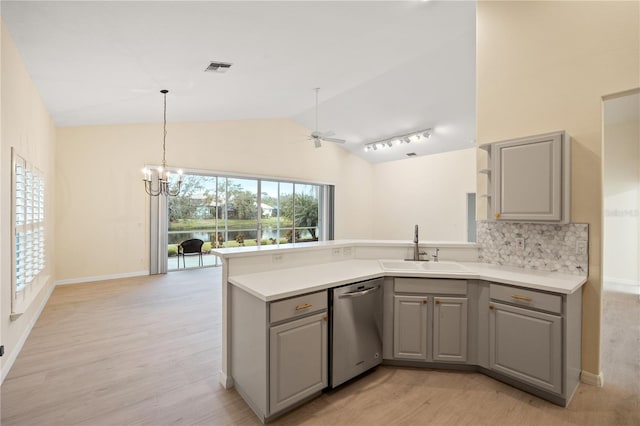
[511, 295, 533, 302]
[295, 303, 313, 311]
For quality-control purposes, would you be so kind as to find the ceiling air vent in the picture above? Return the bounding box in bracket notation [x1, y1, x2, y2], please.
[205, 61, 233, 73]
[406, 152, 417, 157]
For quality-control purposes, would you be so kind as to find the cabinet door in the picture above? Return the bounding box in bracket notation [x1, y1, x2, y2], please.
[433, 297, 468, 362]
[489, 302, 562, 394]
[494, 133, 563, 221]
[393, 295, 429, 360]
[269, 312, 327, 415]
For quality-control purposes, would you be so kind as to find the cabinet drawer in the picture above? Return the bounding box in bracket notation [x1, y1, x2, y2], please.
[490, 283, 562, 314]
[395, 278, 467, 295]
[270, 291, 327, 324]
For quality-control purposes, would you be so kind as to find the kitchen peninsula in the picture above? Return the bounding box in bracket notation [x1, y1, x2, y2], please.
[213, 240, 587, 423]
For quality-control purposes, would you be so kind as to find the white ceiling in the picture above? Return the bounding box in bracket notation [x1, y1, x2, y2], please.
[1, 1, 476, 163]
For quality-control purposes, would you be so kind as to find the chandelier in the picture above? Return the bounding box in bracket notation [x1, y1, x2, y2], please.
[143, 90, 183, 197]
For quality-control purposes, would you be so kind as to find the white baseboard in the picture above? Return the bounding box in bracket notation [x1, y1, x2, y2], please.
[581, 370, 604, 387]
[1, 282, 56, 384]
[54, 270, 149, 286]
[219, 370, 234, 389]
[603, 277, 640, 295]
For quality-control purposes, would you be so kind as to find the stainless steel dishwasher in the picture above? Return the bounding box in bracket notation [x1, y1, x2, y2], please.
[330, 278, 383, 388]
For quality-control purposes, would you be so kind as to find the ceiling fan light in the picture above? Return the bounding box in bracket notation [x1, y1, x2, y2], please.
[314, 139, 322, 148]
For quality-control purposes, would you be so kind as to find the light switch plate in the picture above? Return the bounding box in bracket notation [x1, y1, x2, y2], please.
[343, 247, 353, 257]
[515, 238, 525, 251]
[272, 254, 284, 264]
[332, 248, 342, 257]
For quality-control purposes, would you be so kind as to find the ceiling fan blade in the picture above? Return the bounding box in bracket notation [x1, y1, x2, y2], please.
[321, 137, 346, 144]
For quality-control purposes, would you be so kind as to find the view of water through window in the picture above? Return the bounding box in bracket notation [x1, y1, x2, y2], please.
[167, 173, 327, 270]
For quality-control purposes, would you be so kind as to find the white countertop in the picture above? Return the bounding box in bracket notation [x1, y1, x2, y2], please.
[213, 239, 477, 259]
[228, 259, 587, 301]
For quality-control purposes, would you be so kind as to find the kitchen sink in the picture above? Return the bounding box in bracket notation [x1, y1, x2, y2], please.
[379, 260, 469, 273]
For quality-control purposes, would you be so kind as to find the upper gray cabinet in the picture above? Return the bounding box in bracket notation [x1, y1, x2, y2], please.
[481, 131, 571, 223]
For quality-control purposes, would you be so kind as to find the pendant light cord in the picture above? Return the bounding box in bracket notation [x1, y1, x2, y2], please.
[162, 89, 168, 168]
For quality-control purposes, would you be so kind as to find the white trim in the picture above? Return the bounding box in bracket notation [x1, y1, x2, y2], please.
[581, 370, 604, 387]
[219, 369, 234, 389]
[1, 282, 56, 384]
[54, 270, 149, 286]
[603, 277, 640, 295]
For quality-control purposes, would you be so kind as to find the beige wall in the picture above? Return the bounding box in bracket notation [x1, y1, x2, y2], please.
[371, 148, 476, 241]
[55, 119, 376, 281]
[603, 115, 640, 285]
[1, 21, 57, 376]
[477, 1, 640, 376]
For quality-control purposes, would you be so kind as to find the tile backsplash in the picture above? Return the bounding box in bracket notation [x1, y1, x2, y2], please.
[477, 222, 588, 275]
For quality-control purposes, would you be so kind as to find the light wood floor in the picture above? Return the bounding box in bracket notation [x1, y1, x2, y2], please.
[1, 269, 638, 425]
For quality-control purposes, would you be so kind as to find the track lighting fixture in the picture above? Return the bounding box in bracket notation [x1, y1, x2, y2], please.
[363, 128, 432, 153]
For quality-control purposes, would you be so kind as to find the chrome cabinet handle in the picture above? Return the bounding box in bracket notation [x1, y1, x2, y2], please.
[338, 286, 379, 298]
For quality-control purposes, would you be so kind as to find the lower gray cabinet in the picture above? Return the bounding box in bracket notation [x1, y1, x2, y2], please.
[489, 301, 562, 394]
[269, 312, 328, 414]
[393, 295, 429, 360]
[433, 297, 468, 362]
[393, 291, 469, 363]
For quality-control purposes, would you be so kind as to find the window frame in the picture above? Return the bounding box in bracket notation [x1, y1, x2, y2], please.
[12, 148, 46, 303]
[149, 166, 334, 274]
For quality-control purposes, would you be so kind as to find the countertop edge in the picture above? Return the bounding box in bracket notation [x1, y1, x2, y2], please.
[228, 260, 587, 302]
[213, 239, 478, 258]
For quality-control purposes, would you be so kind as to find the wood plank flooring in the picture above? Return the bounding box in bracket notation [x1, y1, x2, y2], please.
[1, 269, 638, 425]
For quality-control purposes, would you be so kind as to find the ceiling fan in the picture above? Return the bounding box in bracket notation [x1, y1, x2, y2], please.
[308, 88, 346, 148]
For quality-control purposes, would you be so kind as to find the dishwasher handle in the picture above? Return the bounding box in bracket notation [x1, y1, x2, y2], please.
[338, 286, 380, 298]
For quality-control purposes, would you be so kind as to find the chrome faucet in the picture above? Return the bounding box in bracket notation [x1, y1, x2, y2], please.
[412, 224, 428, 261]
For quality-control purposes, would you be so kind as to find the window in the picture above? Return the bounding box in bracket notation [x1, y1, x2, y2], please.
[13, 149, 45, 293]
[155, 170, 333, 272]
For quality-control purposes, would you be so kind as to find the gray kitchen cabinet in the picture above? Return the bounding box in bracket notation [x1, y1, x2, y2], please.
[230, 285, 328, 422]
[490, 131, 570, 223]
[269, 312, 328, 414]
[392, 279, 468, 363]
[489, 301, 561, 394]
[393, 295, 429, 360]
[487, 281, 582, 404]
[433, 297, 468, 362]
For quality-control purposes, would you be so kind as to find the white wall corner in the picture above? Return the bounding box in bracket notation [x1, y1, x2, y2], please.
[1, 282, 56, 384]
[581, 370, 604, 387]
[54, 270, 149, 286]
[219, 370, 234, 389]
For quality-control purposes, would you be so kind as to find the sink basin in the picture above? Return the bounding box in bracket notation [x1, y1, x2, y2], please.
[418, 261, 469, 272]
[379, 260, 469, 273]
[379, 260, 423, 270]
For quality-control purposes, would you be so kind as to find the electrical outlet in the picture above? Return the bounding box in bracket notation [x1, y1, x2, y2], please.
[332, 248, 342, 257]
[515, 237, 525, 251]
[576, 240, 587, 256]
[343, 247, 353, 257]
[272, 254, 284, 264]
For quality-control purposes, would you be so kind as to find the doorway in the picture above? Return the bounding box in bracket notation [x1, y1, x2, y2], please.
[151, 170, 334, 273]
[601, 90, 640, 394]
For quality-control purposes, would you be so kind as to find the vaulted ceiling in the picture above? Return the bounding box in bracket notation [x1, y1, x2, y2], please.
[2, 1, 476, 163]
